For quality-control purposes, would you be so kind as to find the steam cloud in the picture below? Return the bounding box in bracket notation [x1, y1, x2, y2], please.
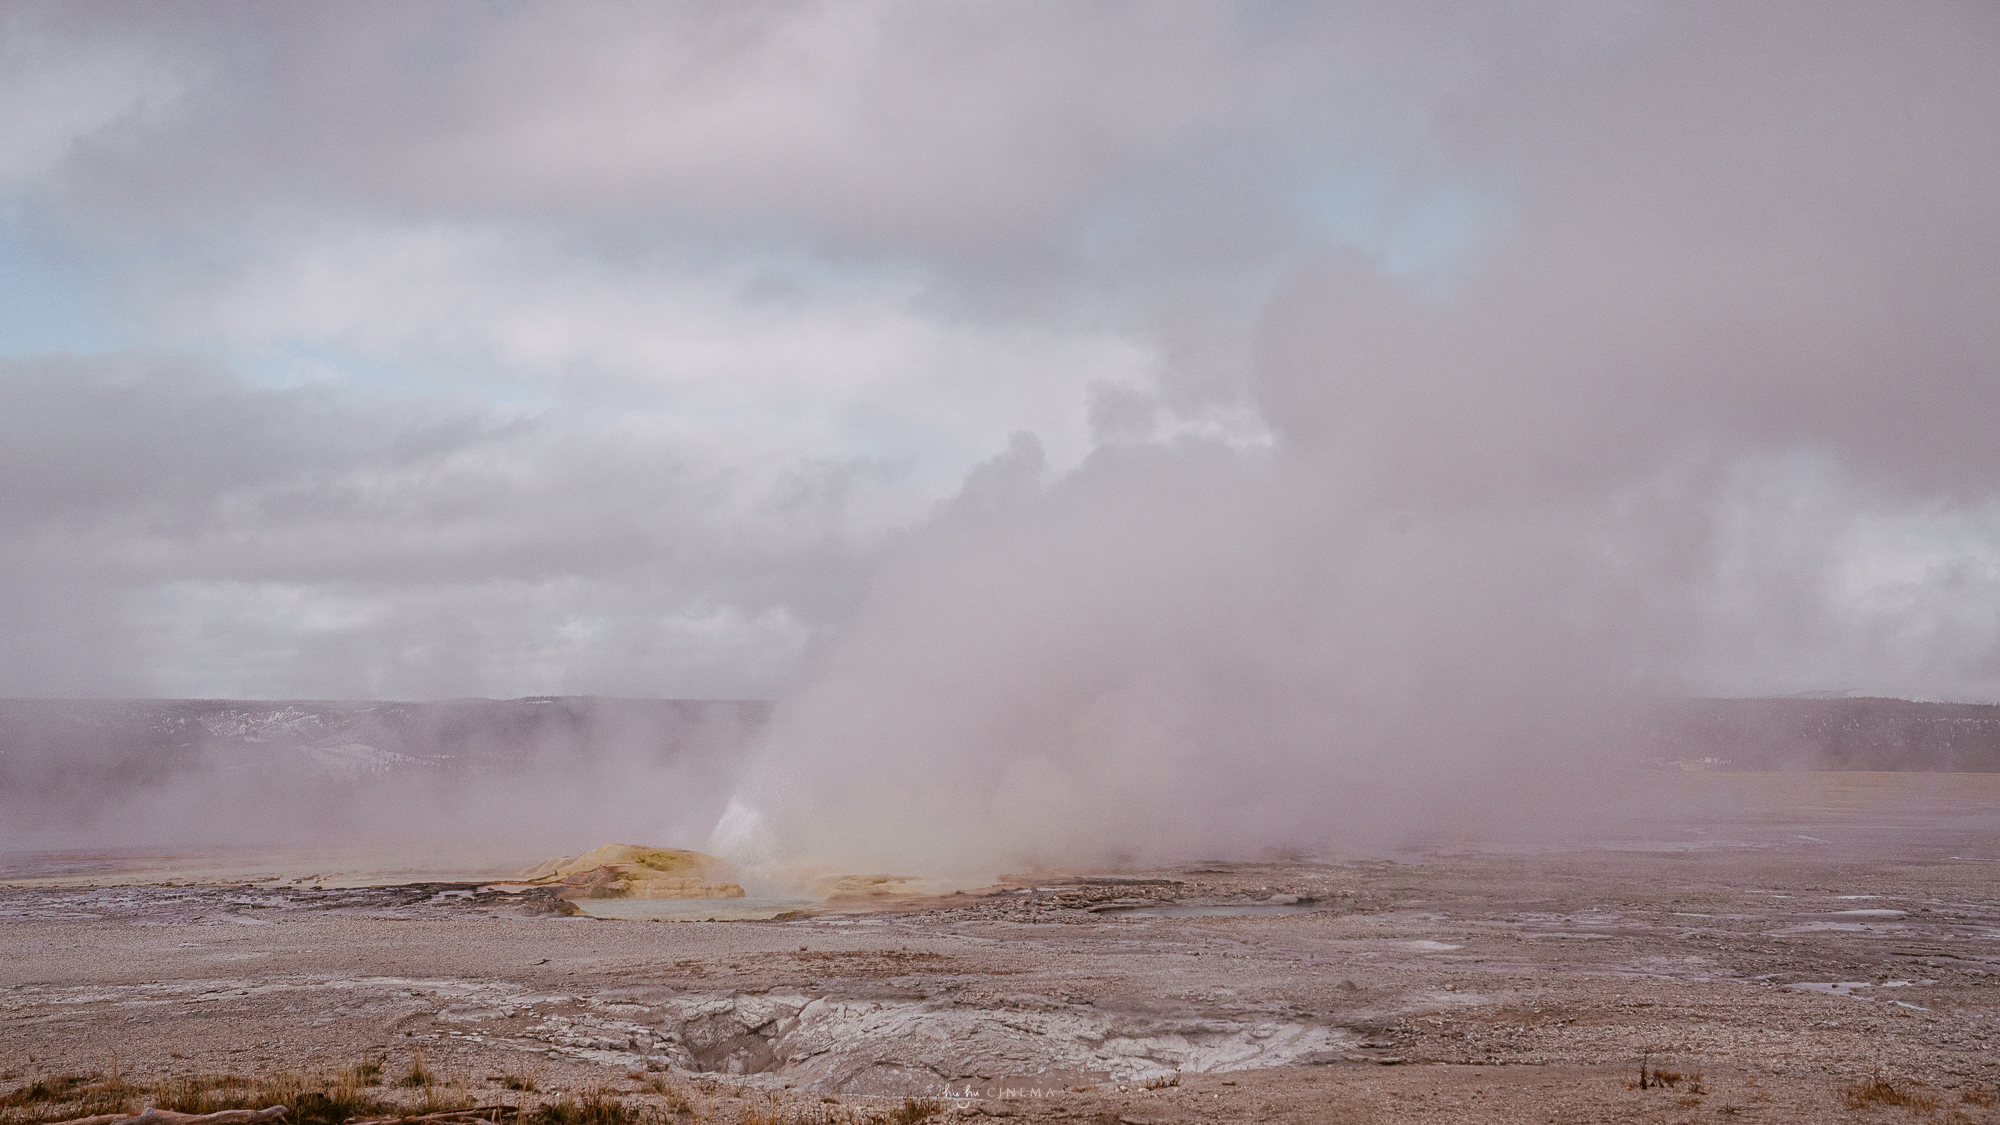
[713, 3, 2000, 872]
[2, 4, 1997, 872]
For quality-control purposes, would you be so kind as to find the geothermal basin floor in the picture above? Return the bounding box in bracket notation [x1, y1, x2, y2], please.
[4, 788, 2000, 1122]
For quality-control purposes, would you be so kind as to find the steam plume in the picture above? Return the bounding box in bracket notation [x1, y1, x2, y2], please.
[716, 3, 2000, 873]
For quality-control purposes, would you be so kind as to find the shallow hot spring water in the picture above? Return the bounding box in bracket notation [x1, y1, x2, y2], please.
[572, 896, 816, 921]
[1116, 902, 1326, 917]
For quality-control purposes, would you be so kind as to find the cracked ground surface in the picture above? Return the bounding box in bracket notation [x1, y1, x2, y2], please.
[4, 776, 1999, 1122]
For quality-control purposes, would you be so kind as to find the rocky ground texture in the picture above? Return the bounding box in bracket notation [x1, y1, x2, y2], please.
[4, 793, 2000, 1123]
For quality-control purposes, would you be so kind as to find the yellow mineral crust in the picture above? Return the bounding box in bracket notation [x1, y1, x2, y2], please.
[516, 844, 745, 900]
[815, 873, 931, 901]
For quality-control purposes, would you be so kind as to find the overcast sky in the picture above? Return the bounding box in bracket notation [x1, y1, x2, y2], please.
[4, 2, 1998, 706]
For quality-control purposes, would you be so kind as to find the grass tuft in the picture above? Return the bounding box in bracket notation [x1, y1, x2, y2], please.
[1, 1074, 139, 1123]
[0, 1078, 93, 1108]
[883, 1097, 943, 1125]
[1837, 1075, 1939, 1112]
[524, 1086, 642, 1125]
[2, 1065, 914, 1125]
[0, 1063, 404, 1125]
[1630, 1052, 1698, 1093]
[154, 1067, 391, 1125]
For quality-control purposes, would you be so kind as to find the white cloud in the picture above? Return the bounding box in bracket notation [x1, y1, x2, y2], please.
[156, 221, 1161, 485]
[0, 13, 181, 192]
[1696, 456, 2000, 701]
[0, 1, 1996, 728]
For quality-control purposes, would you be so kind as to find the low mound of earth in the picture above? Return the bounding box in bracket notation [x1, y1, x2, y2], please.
[514, 844, 744, 900]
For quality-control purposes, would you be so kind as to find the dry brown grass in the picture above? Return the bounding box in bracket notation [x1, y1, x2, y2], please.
[0, 1076, 96, 1109]
[0, 1073, 143, 1123]
[0, 1066, 911, 1125]
[0, 1066, 401, 1125]
[631, 1077, 688, 1115]
[522, 1088, 637, 1125]
[1837, 1075, 1940, 1112]
[881, 1098, 942, 1125]
[0, 1054, 498, 1125]
[401, 1052, 434, 1090]
[1629, 1052, 1701, 1094]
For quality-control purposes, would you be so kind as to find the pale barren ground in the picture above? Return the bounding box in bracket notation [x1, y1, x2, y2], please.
[3, 774, 1998, 1124]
